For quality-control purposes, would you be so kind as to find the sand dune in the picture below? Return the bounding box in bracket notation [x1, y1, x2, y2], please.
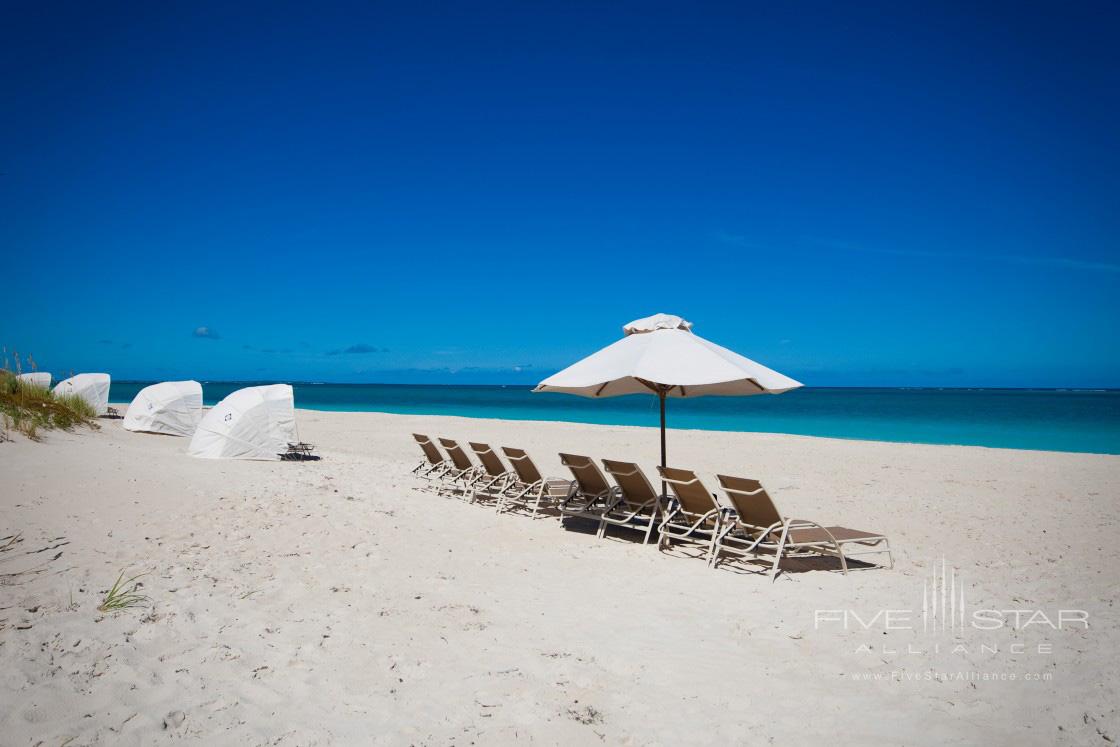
[1, 408, 1117, 745]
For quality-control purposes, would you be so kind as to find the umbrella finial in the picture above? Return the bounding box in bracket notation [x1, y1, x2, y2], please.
[623, 313, 692, 335]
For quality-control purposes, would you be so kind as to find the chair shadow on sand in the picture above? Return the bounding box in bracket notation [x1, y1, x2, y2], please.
[559, 515, 883, 579]
[280, 452, 322, 461]
[559, 517, 657, 546]
[558, 515, 602, 537]
[560, 517, 878, 576]
[657, 541, 881, 577]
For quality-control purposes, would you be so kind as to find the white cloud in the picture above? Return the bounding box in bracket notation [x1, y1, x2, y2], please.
[193, 326, 220, 339]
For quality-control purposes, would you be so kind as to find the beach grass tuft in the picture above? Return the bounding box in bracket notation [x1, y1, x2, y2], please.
[0, 358, 99, 440]
[97, 571, 150, 613]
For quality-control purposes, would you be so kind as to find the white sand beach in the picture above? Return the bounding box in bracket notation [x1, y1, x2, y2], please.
[1, 407, 1118, 745]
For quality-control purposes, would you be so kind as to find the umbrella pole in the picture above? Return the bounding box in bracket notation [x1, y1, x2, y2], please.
[659, 388, 667, 496]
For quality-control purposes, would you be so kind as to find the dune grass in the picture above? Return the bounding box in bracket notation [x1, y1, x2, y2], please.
[97, 571, 150, 613]
[0, 356, 99, 441]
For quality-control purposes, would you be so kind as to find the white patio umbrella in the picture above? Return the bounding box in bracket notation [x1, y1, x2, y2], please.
[534, 313, 802, 477]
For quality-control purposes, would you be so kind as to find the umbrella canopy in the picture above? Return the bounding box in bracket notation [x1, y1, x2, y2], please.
[534, 313, 802, 478]
[535, 313, 801, 397]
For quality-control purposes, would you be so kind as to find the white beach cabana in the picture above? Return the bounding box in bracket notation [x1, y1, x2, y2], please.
[123, 380, 204, 436]
[187, 384, 298, 460]
[53, 373, 111, 415]
[17, 372, 52, 389]
[534, 313, 802, 473]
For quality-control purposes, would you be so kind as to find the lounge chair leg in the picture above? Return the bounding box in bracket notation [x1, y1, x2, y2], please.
[771, 524, 791, 582]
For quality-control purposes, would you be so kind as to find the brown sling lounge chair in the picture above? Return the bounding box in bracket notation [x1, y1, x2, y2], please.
[716, 474, 893, 580]
[599, 460, 664, 544]
[498, 448, 569, 517]
[436, 438, 484, 499]
[556, 453, 617, 522]
[656, 466, 724, 564]
[468, 442, 514, 503]
[412, 433, 450, 486]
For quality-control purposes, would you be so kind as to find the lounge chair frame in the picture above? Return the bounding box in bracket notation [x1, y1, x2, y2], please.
[496, 448, 567, 517]
[656, 466, 724, 563]
[468, 442, 515, 503]
[715, 474, 893, 580]
[435, 438, 485, 499]
[411, 433, 451, 486]
[598, 460, 664, 544]
[555, 453, 618, 521]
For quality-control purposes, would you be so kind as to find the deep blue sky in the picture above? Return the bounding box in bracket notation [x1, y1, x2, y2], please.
[2, 2, 1117, 387]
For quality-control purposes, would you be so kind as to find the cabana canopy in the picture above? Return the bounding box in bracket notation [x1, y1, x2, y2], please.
[53, 373, 111, 415]
[123, 380, 204, 437]
[17, 372, 52, 389]
[188, 384, 297, 460]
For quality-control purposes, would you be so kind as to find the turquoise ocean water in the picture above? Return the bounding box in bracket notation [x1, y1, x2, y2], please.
[108, 382, 1120, 455]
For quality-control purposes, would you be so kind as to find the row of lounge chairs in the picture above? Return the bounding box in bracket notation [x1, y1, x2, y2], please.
[411, 434, 892, 580]
[412, 436, 571, 515]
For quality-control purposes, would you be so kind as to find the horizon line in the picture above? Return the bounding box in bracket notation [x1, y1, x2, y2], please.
[107, 379, 1120, 392]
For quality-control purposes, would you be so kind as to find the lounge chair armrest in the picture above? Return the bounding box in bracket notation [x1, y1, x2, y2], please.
[784, 518, 830, 532]
[714, 507, 735, 534]
[600, 492, 625, 511]
[658, 500, 687, 527]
